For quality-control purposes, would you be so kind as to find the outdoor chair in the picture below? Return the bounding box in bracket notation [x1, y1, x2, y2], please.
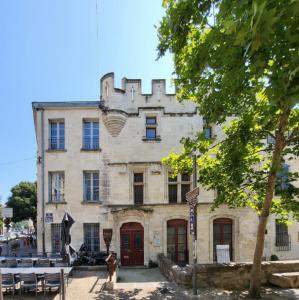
[43, 273, 62, 299]
[2, 273, 17, 298]
[6, 258, 17, 268]
[0, 261, 7, 268]
[19, 273, 38, 298]
[18, 259, 33, 267]
[36, 258, 51, 267]
[54, 262, 71, 286]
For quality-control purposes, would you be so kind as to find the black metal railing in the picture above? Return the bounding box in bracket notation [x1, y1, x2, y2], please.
[275, 233, 291, 251]
[49, 138, 65, 150]
[82, 138, 99, 150]
[49, 193, 64, 203]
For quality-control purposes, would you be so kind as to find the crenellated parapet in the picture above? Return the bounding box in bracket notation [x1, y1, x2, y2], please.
[100, 73, 195, 114]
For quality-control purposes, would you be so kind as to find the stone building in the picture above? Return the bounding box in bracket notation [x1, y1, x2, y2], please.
[32, 73, 299, 266]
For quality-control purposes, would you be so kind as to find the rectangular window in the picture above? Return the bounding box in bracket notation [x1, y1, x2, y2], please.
[84, 223, 100, 253]
[134, 173, 144, 204]
[168, 175, 178, 203]
[51, 223, 61, 254]
[275, 221, 290, 250]
[83, 120, 99, 150]
[267, 134, 276, 144]
[181, 173, 191, 203]
[49, 172, 65, 202]
[203, 117, 212, 139]
[168, 173, 191, 203]
[49, 121, 65, 150]
[275, 164, 289, 194]
[83, 171, 99, 202]
[145, 116, 157, 140]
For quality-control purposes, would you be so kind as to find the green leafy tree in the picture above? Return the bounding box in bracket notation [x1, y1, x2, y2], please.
[6, 181, 37, 229]
[158, 0, 299, 297]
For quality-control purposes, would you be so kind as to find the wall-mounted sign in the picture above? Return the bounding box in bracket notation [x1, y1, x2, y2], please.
[45, 213, 53, 223]
[103, 228, 113, 253]
[153, 231, 161, 247]
[2, 207, 13, 218]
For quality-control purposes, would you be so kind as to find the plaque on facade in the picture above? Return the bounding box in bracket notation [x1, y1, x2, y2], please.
[45, 213, 53, 223]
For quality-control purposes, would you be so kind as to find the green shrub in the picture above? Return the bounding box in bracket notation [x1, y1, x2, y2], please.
[270, 254, 279, 261]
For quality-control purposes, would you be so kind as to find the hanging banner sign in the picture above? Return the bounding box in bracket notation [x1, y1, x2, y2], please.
[189, 207, 197, 235]
[186, 187, 199, 208]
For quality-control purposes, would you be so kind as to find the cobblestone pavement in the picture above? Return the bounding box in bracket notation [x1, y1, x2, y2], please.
[99, 268, 299, 300]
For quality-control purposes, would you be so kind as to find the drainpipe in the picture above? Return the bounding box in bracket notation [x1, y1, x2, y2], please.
[41, 108, 46, 256]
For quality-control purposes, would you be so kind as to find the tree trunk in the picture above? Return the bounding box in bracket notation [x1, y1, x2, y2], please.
[249, 108, 290, 298]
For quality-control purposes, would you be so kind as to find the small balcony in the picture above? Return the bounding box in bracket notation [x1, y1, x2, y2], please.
[49, 193, 65, 203]
[48, 138, 65, 150]
[82, 139, 100, 151]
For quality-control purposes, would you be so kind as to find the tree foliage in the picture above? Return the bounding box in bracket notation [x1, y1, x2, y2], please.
[158, 0, 299, 297]
[6, 181, 37, 224]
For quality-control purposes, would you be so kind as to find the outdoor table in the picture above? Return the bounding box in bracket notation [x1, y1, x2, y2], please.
[0, 266, 72, 275]
[0, 256, 62, 262]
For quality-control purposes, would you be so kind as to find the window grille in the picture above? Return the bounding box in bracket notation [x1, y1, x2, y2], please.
[51, 223, 62, 254]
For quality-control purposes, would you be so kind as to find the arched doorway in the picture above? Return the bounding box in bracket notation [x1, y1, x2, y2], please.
[120, 222, 144, 266]
[167, 219, 188, 264]
[213, 218, 233, 261]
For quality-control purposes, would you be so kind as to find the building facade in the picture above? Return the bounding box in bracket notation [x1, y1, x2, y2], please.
[32, 73, 299, 265]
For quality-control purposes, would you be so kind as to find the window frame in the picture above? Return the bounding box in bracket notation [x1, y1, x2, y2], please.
[51, 223, 62, 254]
[49, 171, 65, 203]
[49, 120, 65, 150]
[83, 223, 100, 253]
[275, 163, 289, 195]
[133, 172, 144, 205]
[168, 172, 191, 204]
[143, 115, 160, 141]
[275, 220, 290, 249]
[82, 120, 100, 150]
[83, 171, 100, 202]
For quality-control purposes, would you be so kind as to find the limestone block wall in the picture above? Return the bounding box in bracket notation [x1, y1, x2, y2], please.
[34, 106, 103, 254]
[158, 253, 299, 289]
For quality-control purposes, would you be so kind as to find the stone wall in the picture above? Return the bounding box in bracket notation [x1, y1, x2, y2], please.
[157, 253, 299, 289]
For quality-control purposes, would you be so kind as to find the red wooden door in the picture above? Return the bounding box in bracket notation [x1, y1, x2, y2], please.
[120, 222, 144, 266]
[213, 218, 233, 261]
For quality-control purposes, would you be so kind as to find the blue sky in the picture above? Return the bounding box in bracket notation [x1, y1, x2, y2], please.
[0, 0, 174, 203]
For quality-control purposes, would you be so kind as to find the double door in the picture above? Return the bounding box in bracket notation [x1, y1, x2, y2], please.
[120, 222, 144, 266]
